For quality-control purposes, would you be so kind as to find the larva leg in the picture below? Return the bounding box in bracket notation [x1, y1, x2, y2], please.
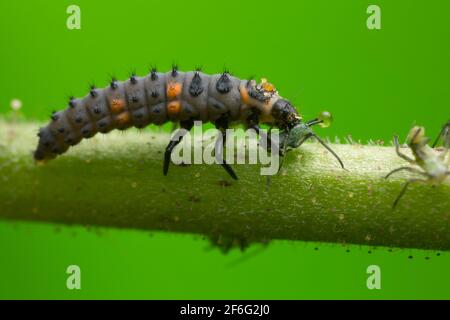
[263, 125, 275, 152]
[394, 135, 416, 164]
[247, 112, 286, 179]
[264, 125, 276, 189]
[214, 115, 238, 180]
[246, 113, 281, 156]
[163, 119, 194, 176]
[276, 130, 291, 174]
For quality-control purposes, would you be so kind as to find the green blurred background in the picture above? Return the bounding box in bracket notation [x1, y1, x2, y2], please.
[0, 0, 449, 299]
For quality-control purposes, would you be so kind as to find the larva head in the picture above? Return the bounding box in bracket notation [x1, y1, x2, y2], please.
[270, 98, 301, 129]
[406, 126, 427, 148]
[243, 77, 300, 127]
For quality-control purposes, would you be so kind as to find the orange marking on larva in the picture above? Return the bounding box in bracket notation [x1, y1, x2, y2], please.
[167, 100, 182, 116]
[261, 78, 276, 92]
[240, 86, 250, 105]
[167, 81, 182, 99]
[111, 99, 125, 113]
[115, 112, 131, 125]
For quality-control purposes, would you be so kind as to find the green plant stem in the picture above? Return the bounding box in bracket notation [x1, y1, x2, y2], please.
[1, 120, 449, 251]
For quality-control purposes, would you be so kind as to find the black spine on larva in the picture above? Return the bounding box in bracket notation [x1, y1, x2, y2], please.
[189, 71, 204, 97]
[69, 97, 76, 108]
[90, 85, 98, 98]
[150, 68, 158, 81]
[171, 65, 178, 77]
[216, 72, 232, 94]
[110, 77, 119, 90]
[130, 74, 138, 85]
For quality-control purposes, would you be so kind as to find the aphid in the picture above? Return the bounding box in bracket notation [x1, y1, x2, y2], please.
[385, 126, 449, 208]
[277, 110, 345, 171]
[34, 69, 345, 179]
[432, 120, 450, 149]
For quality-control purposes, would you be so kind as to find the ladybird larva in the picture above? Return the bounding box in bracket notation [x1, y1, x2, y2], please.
[34, 67, 344, 179]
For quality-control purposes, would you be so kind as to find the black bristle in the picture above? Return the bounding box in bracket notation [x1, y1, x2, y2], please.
[69, 97, 76, 108]
[189, 72, 204, 97]
[171, 64, 178, 77]
[216, 73, 232, 94]
[130, 73, 137, 84]
[58, 127, 65, 134]
[151, 91, 159, 98]
[51, 111, 59, 121]
[89, 82, 97, 98]
[150, 68, 158, 81]
[131, 96, 139, 103]
[90, 85, 97, 98]
[110, 77, 118, 90]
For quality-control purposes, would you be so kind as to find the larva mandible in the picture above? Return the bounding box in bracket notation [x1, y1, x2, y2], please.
[34, 67, 344, 179]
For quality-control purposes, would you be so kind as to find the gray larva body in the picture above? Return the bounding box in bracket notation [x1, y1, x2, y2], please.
[34, 69, 296, 162]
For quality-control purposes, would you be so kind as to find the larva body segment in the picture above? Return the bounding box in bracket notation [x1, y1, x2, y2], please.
[34, 69, 299, 162]
[85, 89, 114, 134]
[182, 71, 210, 122]
[207, 74, 242, 121]
[143, 72, 168, 125]
[106, 81, 133, 131]
[124, 76, 150, 129]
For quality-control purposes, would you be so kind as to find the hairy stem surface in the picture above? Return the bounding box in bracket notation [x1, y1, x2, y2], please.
[1, 120, 449, 251]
